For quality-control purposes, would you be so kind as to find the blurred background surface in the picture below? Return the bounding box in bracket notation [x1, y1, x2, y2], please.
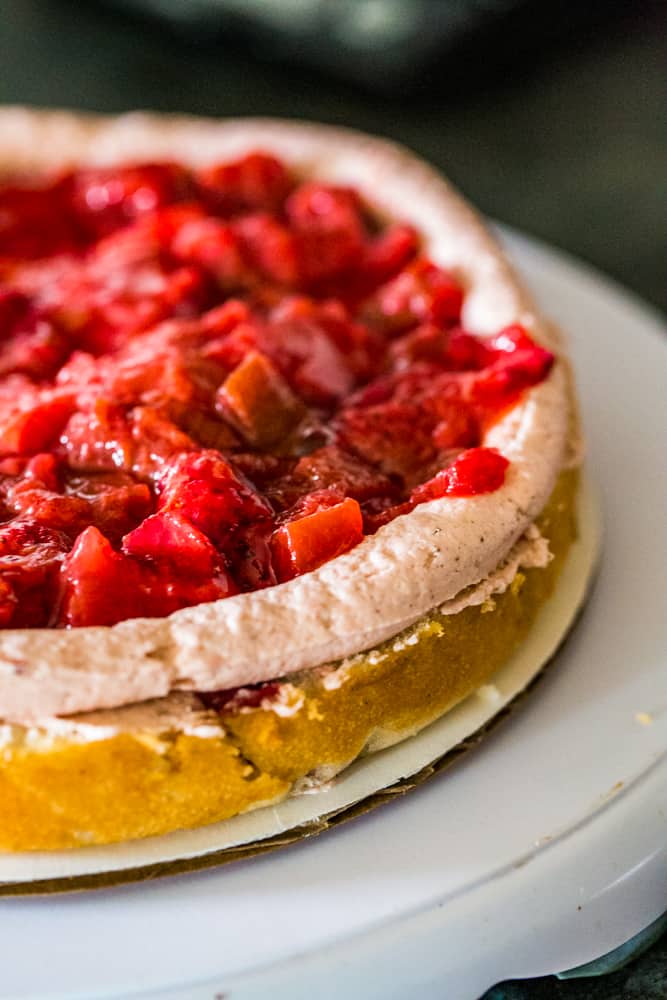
[1, 0, 665, 312]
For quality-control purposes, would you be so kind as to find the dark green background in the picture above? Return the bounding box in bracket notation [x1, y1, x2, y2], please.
[1, 2, 664, 996]
[1, 0, 665, 313]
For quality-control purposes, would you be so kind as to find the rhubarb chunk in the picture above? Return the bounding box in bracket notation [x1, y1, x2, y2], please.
[272, 496, 363, 581]
[216, 351, 304, 448]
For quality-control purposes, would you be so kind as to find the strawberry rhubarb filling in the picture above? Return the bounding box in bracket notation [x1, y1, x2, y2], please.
[0, 153, 554, 633]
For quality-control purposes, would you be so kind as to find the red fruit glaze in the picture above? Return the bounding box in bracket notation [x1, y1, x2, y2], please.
[58, 525, 144, 627]
[200, 681, 283, 715]
[0, 153, 555, 628]
[410, 448, 510, 503]
[122, 511, 219, 578]
[0, 396, 74, 456]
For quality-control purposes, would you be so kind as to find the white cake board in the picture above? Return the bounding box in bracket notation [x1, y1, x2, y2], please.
[0, 229, 665, 999]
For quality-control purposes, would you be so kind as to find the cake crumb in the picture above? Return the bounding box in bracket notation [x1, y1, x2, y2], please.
[268, 684, 305, 718]
[635, 711, 653, 726]
[307, 700, 324, 722]
[133, 733, 171, 755]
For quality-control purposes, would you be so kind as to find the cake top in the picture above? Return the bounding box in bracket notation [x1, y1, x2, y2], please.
[0, 149, 551, 631]
[0, 112, 570, 722]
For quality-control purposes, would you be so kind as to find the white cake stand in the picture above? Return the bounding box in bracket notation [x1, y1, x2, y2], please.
[1, 230, 665, 1000]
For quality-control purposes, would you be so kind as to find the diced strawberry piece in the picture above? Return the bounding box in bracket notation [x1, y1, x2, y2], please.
[24, 453, 60, 491]
[126, 202, 237, 265]
[0, 374, 41, 420]
[444, 328, 488, 371]
[60, 521, 238, 626]
[272, 496, 363, 581]
[0, 456, 26, 477]
[0, 520, 70, 562]
[281, 487, 346, 521]
[231, 452, 293, 490]
[234, 213, 300, 286]
[292, 445, 395, 503]
[362, 223, 419, 289]
[0, 521, 70, 627]
[0, 396, 74, 456]
[0, 179, 78, 258]
[0, 288, 28, 334]
[8, 484, 91, 536]
[163, 265, 209, 314]
[343, 373, 397, 409]
[470, 349, 554, 406]
[86, 481, 153, 541]
[410, 448, 509, 502]
[486, 324, 544, 356]
[171, 217, 249, 288]
[137, 202, 206, 244]
[259, 315, 356, 406]
[58, 525, 144, 627]
[430, 399, 479, 450]
[123, 510, 219, 577]
[226, 521, 277, 592]
[216, 350, 304, 447]
[146, 573, 237, 616]
[55, 350, 101, 392]
[71, 163, 190, 238]
[128, 406, 197, 481]
[173, 407, 240, 452]
[0, 315, 71, 380]
[202, 320, 260, 370]
[60, 400, 134, 472]
[389, 324, 450, 370]
[470, 326, 555, 406]
[200, 299, 251, 337]
[335, 401, 437, 481]
[270, 296, 379, 383]
[286, 183, 366, 283]
[361, 496, 414, 534]
[197, 153, 292, 215]
[366, 259, 463, 333]
[471, 353, 554, 406]
[158, 450, 273, 544]
[108, 342, 216, 413]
